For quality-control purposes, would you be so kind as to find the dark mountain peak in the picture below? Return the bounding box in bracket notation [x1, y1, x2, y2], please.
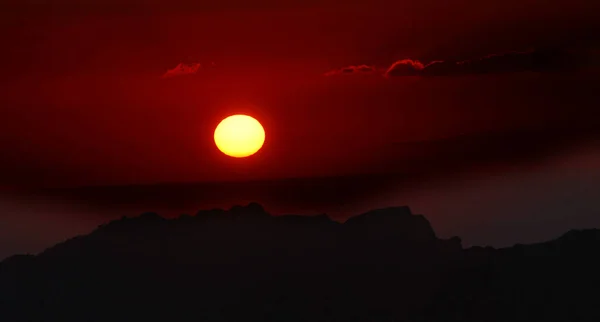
[94, 211, 165, 234]
[552, 228, 600, 252]
[558, 228, 600, 241]
[0, 254, 34, 269]
[344, 206, 437, 242]
[229, 202, 268, 217]
[344, 206, 413, 225]
[194, 207, 226, 218]
[444, 236, 463, 250]
[274, 213, 337, 227]
[139, 211, 164, 220]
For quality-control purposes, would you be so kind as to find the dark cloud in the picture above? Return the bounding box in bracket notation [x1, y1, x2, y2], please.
[161, 62, 202, 78]
[385, 49, 596, 77]
[325, 49, 599, 78]
[384, 59, 427, 77]
[324, 64, 378, 76]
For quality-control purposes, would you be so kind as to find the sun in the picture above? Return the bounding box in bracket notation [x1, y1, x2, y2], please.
[214, 114, 266, 158]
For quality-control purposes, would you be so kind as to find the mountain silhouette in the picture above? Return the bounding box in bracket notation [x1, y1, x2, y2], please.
[1, 203, 599, 322]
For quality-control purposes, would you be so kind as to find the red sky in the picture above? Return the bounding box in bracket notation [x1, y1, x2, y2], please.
[1, 0, 600, 187]
[1, 0, 600, 259]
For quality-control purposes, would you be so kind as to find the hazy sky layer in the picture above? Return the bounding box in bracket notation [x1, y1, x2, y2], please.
[2, 139, 599, 261]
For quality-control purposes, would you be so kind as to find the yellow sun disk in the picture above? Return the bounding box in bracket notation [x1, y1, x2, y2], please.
[214, 115, 265, 158]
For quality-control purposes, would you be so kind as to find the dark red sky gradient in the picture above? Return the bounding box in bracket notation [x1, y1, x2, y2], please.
[1, 0, 600, 259]
[2, 68, 600, 187]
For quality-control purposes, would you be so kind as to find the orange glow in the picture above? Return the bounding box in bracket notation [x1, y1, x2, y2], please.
[214, 114, 266, 158]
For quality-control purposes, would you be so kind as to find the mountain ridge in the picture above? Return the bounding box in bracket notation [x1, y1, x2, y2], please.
[1, 202, 599, 322]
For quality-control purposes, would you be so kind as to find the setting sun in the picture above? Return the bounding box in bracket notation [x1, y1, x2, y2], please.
[214, 114, 265, 158]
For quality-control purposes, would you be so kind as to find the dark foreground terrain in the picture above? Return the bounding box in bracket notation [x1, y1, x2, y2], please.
[1, 203, 599, 322]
